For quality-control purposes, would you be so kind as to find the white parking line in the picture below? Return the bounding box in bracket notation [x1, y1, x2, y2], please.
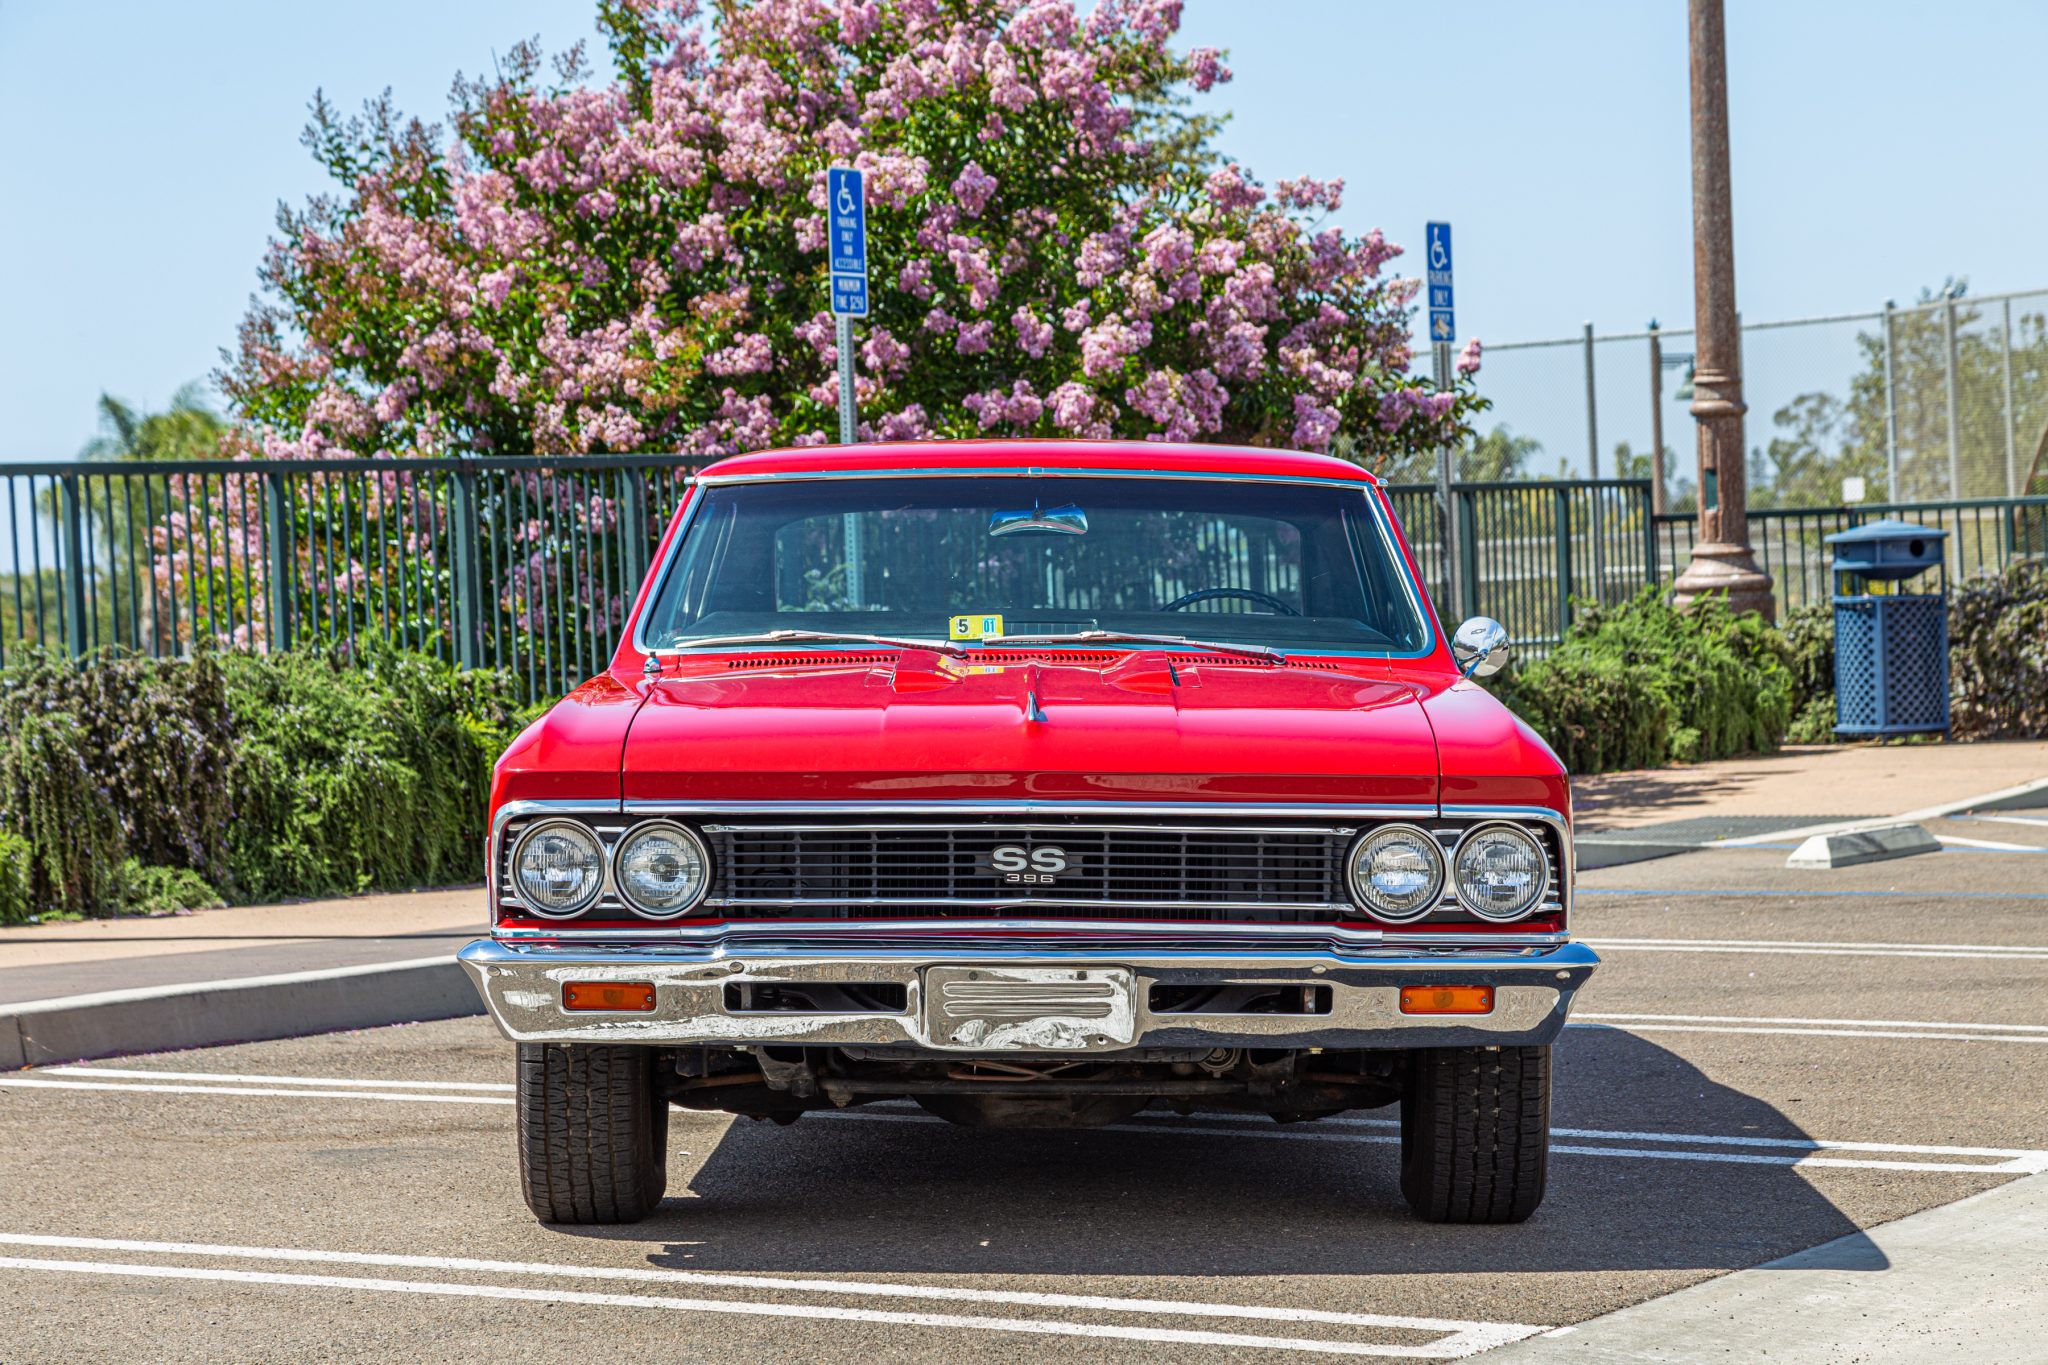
[1571, 1016, 2048, 1045]
[1576, 1011, 2048, 1034]
[41, 1066, 516, 1090]
[817, 1110, 2048, 1175]
[15, 1066, 2048, 1174]
[0, 1255, 1506, 1358]
[1933, 834, 2044, 852]
[0, 1232, 1530, 1344]
[1588, 937, 2048, 961]
[0, 1076, 511, 1105]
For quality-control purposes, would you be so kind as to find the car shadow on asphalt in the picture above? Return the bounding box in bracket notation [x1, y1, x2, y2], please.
[556, 1029, 1887, 1278]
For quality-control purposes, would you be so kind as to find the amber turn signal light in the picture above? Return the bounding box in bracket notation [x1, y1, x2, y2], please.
[562, 981, 657, 1012]
[1399, 984, 1495, 1015]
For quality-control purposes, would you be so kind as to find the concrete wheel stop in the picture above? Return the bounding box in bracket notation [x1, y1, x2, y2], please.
[1786, 823, 1941, 870]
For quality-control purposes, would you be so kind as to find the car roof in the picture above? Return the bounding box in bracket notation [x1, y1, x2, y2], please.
[695, 439, 1380, 485]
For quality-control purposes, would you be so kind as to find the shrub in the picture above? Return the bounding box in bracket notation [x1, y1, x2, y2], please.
[1495, 589, 1796, 775]
[1950, 561, 2048, 739]
[1494, 650, 1673, 775]
[0, 651, 232, 913]
[0, 828, 31, 925]
[1780, 602, 1838, 744]
[0, 645, 527, 921]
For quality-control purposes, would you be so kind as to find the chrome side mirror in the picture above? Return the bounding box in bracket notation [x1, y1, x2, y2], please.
[1451, 616, 1510, 679]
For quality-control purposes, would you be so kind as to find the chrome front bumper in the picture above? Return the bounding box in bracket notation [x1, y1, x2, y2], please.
[458, 929, 1598, 1053]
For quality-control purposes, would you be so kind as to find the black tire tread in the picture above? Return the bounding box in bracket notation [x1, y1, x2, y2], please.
[516, 1043, 668, 1224]
[1399, 1045, 1550, 1224]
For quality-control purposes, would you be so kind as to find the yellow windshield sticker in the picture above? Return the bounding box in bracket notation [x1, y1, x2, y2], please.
[949, 613, 1005, 641]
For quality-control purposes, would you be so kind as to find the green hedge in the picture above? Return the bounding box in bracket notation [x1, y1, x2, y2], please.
[0, 646, 533, 924]
[1950, 561, 2048, 739]
[1499, 563, 2048, 773]
[1495, 589, 1794, 775]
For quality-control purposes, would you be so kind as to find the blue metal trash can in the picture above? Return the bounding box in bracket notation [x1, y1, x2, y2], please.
[1826, 519, 1949, 737]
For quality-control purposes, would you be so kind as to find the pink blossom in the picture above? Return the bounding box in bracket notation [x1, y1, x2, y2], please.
[1047, 381, 1107, 435]
[861, 326, 912, 377]
[706, 333, 774, 376]
[951, 161, 999, 216]
[955, 320, 995, 354]
[1185, 46, 1230, 91]
[1126, 367, 1226, 442]
[1292, 395, 1340, 451]
[1080, 316, 1151, 378]
[1204, 165, 1263, 215]
[1456, 337, 1483, 376]
[1012, 306, 1054, 358]
[898, 258, 934, 299]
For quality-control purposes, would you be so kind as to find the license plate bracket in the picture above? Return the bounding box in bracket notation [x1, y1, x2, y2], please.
[922, 965, 1137, 1051]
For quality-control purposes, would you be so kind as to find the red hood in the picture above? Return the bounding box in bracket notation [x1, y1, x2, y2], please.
[617, 652, 1438, 806]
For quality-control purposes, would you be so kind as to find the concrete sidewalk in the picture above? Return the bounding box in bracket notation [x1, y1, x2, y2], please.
[1487, 1170, 2048, 1362]
[1572, 738, 2048, 831]
[0, 886, 483, 1008]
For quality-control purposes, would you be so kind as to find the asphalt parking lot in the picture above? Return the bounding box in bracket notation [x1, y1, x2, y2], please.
[3, 810, 2046, 1361]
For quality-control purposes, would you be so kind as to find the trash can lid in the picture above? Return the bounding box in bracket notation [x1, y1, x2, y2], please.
[1824, 518, 1951, 546]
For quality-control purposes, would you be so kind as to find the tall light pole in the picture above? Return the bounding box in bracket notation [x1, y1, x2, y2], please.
[1670, 0, 1774, 619]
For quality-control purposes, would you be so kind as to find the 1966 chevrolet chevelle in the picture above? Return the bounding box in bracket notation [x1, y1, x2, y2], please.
[459, 439, 1596, 1226]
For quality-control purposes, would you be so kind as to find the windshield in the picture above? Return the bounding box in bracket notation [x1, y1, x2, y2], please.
[638, 475, 1430, 656]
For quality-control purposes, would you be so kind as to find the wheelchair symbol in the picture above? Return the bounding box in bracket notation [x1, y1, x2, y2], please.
[1429, 229, 1449, 271]
[836, 183, 856, 216]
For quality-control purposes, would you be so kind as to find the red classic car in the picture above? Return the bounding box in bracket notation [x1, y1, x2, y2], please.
[460, 440, 1596, 1226]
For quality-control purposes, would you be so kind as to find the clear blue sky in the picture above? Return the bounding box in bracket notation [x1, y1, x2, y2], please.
[3, 0, 2043, 464]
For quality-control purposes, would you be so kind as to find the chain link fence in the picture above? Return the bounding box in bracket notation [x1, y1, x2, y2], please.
[1472, 287, 2048, 508]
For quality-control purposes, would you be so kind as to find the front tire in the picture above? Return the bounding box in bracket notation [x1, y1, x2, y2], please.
[517, 1043, 669, 1224]
[1399, 1044, 1550, 1224]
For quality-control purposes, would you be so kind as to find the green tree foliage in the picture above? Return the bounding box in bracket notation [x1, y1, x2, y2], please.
[219, 0, 1482, 464]
[1748, 282, 2048, 507]
[78, 384, 228, 463]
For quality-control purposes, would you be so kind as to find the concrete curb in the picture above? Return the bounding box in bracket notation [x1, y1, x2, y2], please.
[0, 955, 484, 1070]
[1786, 822, 1941, 869]
[1711, 776, 2048, 848]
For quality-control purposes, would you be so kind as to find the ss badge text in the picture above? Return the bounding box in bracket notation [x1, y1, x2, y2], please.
[985, 844, 1068, 885]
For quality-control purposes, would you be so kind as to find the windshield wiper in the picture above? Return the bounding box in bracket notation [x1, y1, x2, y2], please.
[662, 629, 970, 656]
[983, 630, 1283, 661]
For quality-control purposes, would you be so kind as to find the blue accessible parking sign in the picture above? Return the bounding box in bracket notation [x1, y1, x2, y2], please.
[1426, 221, 1454, 342]
[828, 166, 868, 317]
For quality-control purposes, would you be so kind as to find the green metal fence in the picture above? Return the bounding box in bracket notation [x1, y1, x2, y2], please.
[0, 455, 697, 700]
[8, 454, 2041, 700]
[1654, 497, 2048, 617]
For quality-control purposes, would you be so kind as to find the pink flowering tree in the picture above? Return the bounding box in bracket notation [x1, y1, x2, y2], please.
[224, 0, 1482, 465]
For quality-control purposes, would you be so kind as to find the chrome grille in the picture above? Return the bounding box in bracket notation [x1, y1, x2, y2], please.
[492, 808, 1569, 929]
[702, 822, 1351, 916]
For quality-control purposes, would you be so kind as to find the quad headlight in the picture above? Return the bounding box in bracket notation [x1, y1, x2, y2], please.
[1345, 824, 1446, 922]
[614, 820, 711, 918]
[509, 820, 607, 918]
[1451, 823, 1549, 921]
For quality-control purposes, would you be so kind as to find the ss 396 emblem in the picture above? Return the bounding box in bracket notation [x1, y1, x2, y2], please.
[985, 844, 1068, 885]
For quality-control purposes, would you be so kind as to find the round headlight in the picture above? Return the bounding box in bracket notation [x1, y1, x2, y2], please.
[510, 820, 606, 918]
[1452, 823, 1549, 921]
[1346, 824, 1446, 922]
[614, 821, 711, 918]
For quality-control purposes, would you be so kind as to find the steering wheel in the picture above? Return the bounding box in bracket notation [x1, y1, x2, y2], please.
[1160, 587, 1300, 616]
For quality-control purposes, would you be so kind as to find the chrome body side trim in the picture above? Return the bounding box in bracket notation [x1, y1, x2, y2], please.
[459, 938, 1596, 1052]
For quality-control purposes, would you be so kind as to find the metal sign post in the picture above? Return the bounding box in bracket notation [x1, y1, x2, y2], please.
[828, 166, 869, 603]
[1425, 221, 1461, 619]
